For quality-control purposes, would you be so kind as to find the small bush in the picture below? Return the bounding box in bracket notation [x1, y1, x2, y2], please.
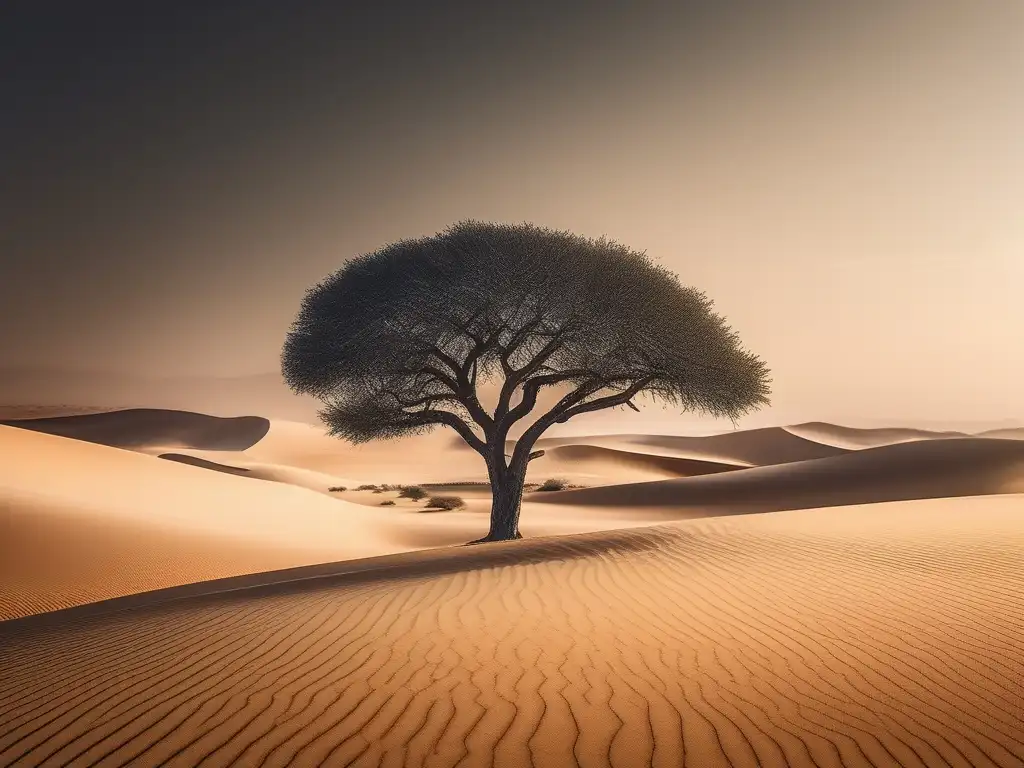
[425, 495, 466, 510]
[371, 488, 384, 493]
[355, 484, 379, 491]
[380, 483, 403, 491]
[537, 478, 569, 491]
[379, 500, 396, 506]
[328, 486, 347, 492]
[399, 486, 428, 500]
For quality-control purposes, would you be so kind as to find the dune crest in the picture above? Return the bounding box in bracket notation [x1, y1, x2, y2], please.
[785, 421, 967, 449]
[977, 427, 1024, 440]
[157, 453, 253, 476]
[532, 444, 744, 483]
[0, 408, 270, 451]
[532, 437, 1024, 514]
[524, 426, 849, 467]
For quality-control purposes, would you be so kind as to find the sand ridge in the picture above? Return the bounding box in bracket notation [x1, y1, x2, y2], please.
[1, 497, 1022, 767]
[978, 428, 1024, 440]
[525, 426, 851, 467]
[0, 408, 270, 451]
[531, 436, 1024, 514]
[535, 444, 744, 482]
[784, 421, 968, 449]
[0, 425, 411, 620]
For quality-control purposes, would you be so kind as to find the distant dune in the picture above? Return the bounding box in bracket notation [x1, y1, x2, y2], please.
[541, 444, 743, 481]
[0, 368, 321, 422]
[532, 437, 1024, 514]
[977, 427, 1024, 440]
[785, 421, 967, 449]
[237, 419, 488, 485]
[0, 408, 270, 450]
[0, 405, 128, 420]
[526, 426, 849, 467]
[2, 497, 1021, 767]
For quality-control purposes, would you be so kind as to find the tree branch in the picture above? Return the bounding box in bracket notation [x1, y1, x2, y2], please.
[403, 409, 487, 454]
[509, 375, 656, 468]
[392, 392, 463, 410]
[411, 343, 496, 435]
[553, 376, 657, 423]
[395, 365, 460, 394]
[494, 331, 571, 421]
[496, 369, 597, 432]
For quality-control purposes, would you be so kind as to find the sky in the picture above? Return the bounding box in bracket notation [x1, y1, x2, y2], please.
[2, 1, 1023, 429]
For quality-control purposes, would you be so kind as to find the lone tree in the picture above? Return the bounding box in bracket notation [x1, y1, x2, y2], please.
[282, 221, 770, 542]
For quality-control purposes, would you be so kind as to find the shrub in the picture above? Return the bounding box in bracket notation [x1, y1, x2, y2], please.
[355, 484, 379, 491]
[537, 478, 569, 491]
[425, 495, 466, 510]
[379, 500, 396, 506]
[372, 488, 384, 493]
[328, 486, 347, 492]
[399, 486, 428, 500]
[380, 483, 403, 491]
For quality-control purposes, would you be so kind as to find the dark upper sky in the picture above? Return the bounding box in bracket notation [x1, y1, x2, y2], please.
[3, 1, 1023, 425]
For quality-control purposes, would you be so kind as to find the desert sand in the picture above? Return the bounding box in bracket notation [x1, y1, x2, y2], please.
[1, 496, 1023, 767]
[2, 410, 1024, 766]
[5, 412, 1024, 622]
[0, 420, 662, 620]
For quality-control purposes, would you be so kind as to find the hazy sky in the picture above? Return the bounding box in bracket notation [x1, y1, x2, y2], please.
[3, 1, 1023, 426]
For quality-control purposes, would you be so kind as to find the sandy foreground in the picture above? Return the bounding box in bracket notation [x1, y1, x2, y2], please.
[1, 411, 1023, 766]
[0, 498, 1022, 767]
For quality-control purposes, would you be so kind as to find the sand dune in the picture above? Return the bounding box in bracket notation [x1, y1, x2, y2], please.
[0, 426, 411, 620]
[0, 408, 270, 451]
[158, 453, 255, 476]
[237, 420, 486, 485]
[785, 421, 967, 449]
[538, 444, 743, 482]
[0, 426, 669, 619]
[158, 421, 746, 491]
[0, 405, 128, 420]
[158, 452, 361, 495]
[531, 437, 1024, 515]
[525, 426, 849, 467]
[1, 496, 1022, 767]
[978, 427, 1024, 440]
[0, 368, 322, 422]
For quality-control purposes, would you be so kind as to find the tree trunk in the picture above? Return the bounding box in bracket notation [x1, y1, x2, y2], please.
[487, 475, 525, 540]
[471, 454, 527, 543]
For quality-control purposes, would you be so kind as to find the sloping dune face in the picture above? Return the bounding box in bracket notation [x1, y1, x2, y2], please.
[1, 497, 1022, 767]
[157, 453, 254, 476]
[537, 444, 743, 482]
[0, 408, 270, 450]
[531, 437, 1024, 514]
[529, 426, 850, 467]
[979, 428, 1024, 440]
[0, 426, 409, 620]
[240, 420, 487, 485]
[784, 421, 967, 449]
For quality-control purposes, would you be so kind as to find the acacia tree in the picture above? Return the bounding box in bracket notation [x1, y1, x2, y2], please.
[282, 221, 771, 542]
